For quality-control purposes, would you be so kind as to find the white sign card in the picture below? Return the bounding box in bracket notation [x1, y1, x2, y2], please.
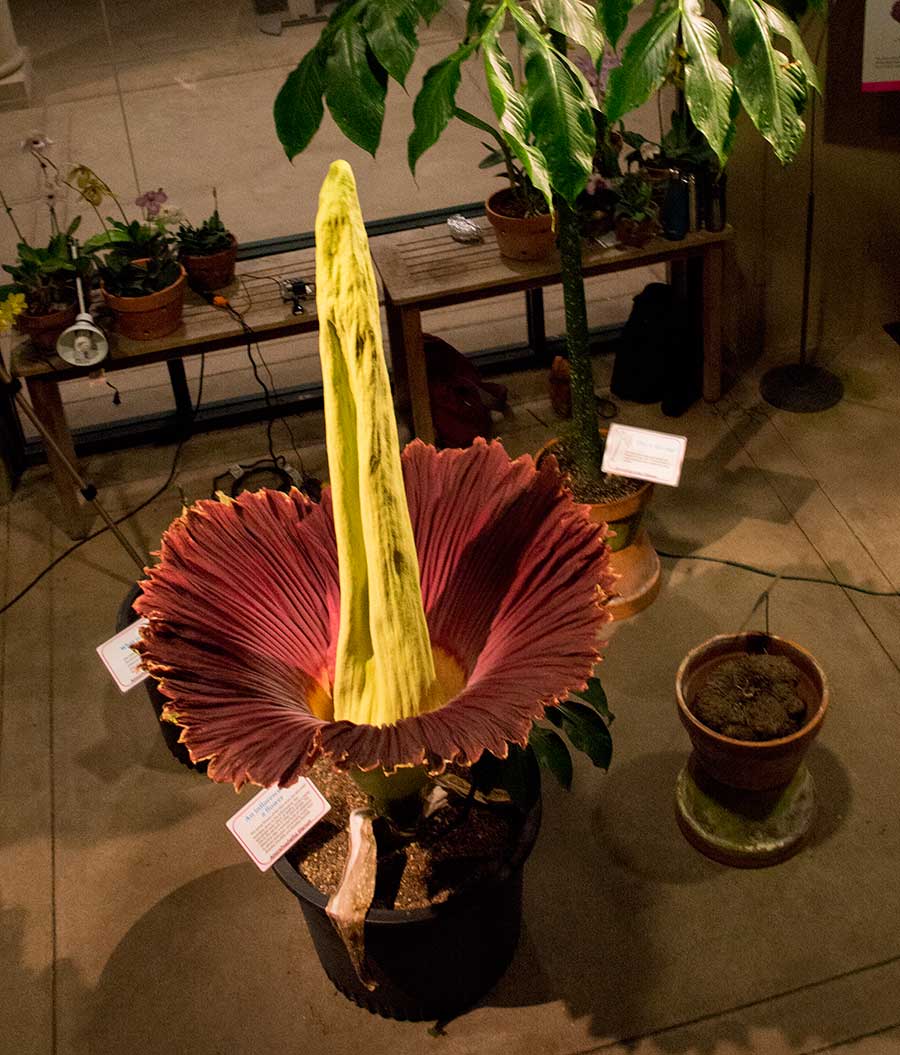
[862, 0, 900, 92]
[227, 779, 331, 872]
[601, 423, 687, 487]
[97, 618, 150, 693]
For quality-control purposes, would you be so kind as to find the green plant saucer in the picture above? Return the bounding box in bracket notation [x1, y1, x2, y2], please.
[675, 756, 816, 868]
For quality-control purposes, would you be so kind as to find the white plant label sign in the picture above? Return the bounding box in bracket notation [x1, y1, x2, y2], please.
[97, 618, 150, 693]
[227, 780, 331, 872]
[601, 423, 687, 487]
[863, 0, 900, 92]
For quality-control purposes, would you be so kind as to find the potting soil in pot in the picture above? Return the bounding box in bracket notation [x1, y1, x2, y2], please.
[690, 654, 807, 741]
[284, 759, 520, 911]
[549, 441, 645, 505]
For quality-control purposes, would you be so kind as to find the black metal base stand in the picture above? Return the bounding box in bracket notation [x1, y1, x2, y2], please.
[759, 362, 844, 413]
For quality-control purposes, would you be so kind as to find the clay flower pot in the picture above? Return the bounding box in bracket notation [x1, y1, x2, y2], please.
[485, 188, 555, 262]
[180, 233, 238, 292]
[102, 265, 187, 341]
[537, 435, 660, 620]
[15, 301, 78, 351]
[675, 632, 829, 791]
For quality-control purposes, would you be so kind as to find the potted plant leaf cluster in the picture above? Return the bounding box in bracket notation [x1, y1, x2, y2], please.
[175, 191, 238, 291]
[611, 170, 658, 247]
[133, 161, 618, 1020]
[273, 0, 823, 616]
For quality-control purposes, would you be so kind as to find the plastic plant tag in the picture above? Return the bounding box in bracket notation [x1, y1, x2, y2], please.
[226, 779, 331, 872]
[97, 618, 150, 693]
[601, 423, 687, 487]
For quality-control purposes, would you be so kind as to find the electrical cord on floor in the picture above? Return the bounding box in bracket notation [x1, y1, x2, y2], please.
[656, 550, 900, 598]
[0, 352, 206, 619]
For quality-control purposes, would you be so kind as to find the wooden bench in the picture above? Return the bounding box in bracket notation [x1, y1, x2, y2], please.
[372, 221, 732, 444]
[10, 247, 321, 537]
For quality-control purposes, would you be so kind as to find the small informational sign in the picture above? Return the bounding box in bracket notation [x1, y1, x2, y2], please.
[862, 0, 900, 92]
[97, 618, 150, 693]
[226, 780, 331, 872]
[601, 423, 687, 487]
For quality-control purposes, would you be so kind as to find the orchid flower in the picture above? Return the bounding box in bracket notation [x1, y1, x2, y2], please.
[135, 188, 168, 219]
[134, 161, 613, 795]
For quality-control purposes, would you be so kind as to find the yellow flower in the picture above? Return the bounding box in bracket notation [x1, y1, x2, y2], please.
[68, 165, 110, 207]
[0, 292, 27, 333]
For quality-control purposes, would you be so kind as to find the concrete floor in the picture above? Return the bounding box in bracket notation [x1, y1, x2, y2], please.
[3, 326, 900, 1054]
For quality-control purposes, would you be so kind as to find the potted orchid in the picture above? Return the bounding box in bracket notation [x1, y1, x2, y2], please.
[133, 161, 616, 1020]
[175, 189, 238, 291]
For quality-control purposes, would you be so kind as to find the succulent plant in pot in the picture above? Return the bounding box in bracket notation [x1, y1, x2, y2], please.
[175, 191, 238, 291]
[132, 161, 617, 1020]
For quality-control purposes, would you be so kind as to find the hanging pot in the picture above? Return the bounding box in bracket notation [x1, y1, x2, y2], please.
[274, 789, 542, 1021]
[485, 189, 555, 262]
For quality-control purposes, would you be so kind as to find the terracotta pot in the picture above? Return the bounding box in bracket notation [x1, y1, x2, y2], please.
[536, 435, 660, 620]
[273, 786, 542, 1020]
[180, 233, 237, 292]
[102, 265, 186, 341]
[675, 632, 829, 792]
[615, 216, 658, 248]
[485, 189, 555, 261]
[15, 301, 78, 351]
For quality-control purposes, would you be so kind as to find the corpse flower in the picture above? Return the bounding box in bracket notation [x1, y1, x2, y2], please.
[134, 161, 614, 800]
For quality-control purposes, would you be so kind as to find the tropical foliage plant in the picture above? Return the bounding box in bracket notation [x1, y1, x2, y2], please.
[176, 191, 234, 256]
[0, 219, 86, 316]
[273, 0, 822, 488]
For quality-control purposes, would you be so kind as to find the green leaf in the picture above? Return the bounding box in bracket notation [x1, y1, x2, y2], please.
[529, 725, 573, 790]
[605, 0, 680, 123]
[414, 0, 444, 23]
[481, 28, 553, 207]
[761, 1, 822, 93]
[546, 700, 613, 770]
[680, 0, 737, 167]
[601, 0, 638, 49]
[274, 47, 326, 160]
[408, 42, 475, 173]
[729, 0, 809, 163]
[466, 0, 498, 37]
[363, 0, 419, 87]
[533, 0, 605, 64]
[569, 675, 613, 722]
[324, 21, 388, 157]
[509, 6, 596, 204]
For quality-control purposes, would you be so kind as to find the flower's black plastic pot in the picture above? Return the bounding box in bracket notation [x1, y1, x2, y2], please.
[117, 583, 207, 773]
[273, 792, 542, 1021]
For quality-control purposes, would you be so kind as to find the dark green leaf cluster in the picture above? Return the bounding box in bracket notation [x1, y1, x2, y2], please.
[176, 211, 233, 256]
[98, 253, 181, 298]
[1, 218, 85, 316]
[611, 170, 657, 221]
[532, 675, 614, 789]
[622, 109, 716, 170]
[83, 218, 180, 296]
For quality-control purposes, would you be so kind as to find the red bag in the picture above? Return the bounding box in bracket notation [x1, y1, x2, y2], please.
[425, 334, 508, 448]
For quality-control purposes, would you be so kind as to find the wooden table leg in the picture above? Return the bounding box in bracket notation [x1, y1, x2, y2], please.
[386, 296, 434, 445]
[25, 376, 86, 538]
[702, 242, 724, 401]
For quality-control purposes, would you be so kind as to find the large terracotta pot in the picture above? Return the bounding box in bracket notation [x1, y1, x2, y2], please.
[180, 233, 237, 292]
[15, 301, 78, 351]
[485, 189, 555, 261]
[675, 632, 829, 792]
[102, 265, 186, 341]
[537, 435, 660, 620]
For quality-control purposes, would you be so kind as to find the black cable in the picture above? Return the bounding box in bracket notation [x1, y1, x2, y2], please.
[0, 352, 206, 618]
[657, 549, 900, 598]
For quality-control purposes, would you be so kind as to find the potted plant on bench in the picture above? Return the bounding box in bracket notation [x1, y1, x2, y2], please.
[175, 191, 238, 292]
[133, 161, 618, 1020]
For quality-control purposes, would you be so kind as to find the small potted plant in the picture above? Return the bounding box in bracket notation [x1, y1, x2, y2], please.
[175, 191, 237, 291]
[133, 162, 617, 1020]
[82, 182, 186, 341]
[0, 190, 86, 350]
[612, 172, 659, 248]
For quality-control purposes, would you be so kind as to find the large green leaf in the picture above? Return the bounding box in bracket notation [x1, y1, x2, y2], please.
[324, 21, 387, 156]
[601, 0, 638, 49]
[570, 675, 613, 722]
[509, 6, 596, 204]
[529, 725, 573, 790]
[533, 0, 605, 64]
[680, 0, 737, 166]
[546, 700, 613, 770]
[408, 41, 476, 173]
[605, 0, 680, 123]
[274, 47, 326, 160]
[481, 27, 553, 207]
[414, 0, 445, 22]
[363, 0, 420, 87]
[729, 0, 809, 163]
[761, 1, 822, 93]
